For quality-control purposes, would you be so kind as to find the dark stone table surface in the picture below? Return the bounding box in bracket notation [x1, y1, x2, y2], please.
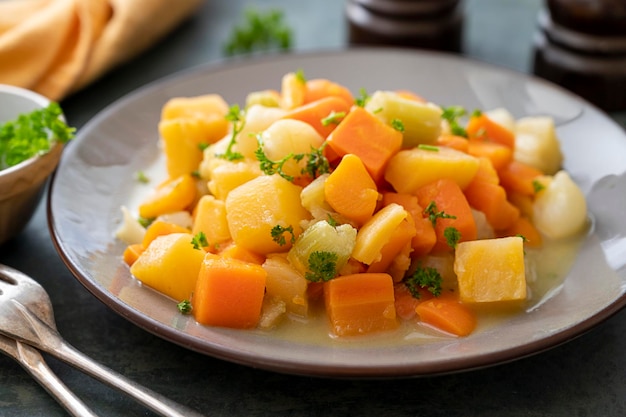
[1, 1, 625, 415]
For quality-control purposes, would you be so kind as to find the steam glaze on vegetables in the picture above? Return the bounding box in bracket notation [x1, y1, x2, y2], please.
[118, 71, 589, 342]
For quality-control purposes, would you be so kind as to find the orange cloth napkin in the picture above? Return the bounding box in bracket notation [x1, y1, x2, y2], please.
[0, 0, 204, 101]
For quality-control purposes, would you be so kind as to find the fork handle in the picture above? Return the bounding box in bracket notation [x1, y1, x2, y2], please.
[15, 341, 99, 417]
[49, 339, 205, 417]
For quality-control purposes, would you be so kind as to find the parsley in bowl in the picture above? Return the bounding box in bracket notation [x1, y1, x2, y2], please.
[0, 84, 75, 245]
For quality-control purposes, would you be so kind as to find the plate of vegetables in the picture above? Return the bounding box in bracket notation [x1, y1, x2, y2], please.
[48, 49, 626, 377]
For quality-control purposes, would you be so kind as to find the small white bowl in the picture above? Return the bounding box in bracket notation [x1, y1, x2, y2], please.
[0, 85, 65, 245]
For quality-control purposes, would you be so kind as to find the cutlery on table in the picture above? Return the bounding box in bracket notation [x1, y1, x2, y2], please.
[0, 263, 204, 417]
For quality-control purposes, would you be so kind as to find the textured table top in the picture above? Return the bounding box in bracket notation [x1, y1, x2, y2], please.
[1, 1, 626, 415]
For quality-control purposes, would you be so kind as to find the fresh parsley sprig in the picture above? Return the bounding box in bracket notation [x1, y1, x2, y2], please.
[255, 137, 330, 182]
[270, 224, 295, 246]
[217, 105, 245, 161]
[0, 102, 75, 170]
[423, 201, 457, 227]
[404, 264, 443, 298]
[441, 106, 468, 138]
[305, 251, 338, 282]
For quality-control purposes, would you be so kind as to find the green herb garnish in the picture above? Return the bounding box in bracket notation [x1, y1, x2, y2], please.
[223, 8, 293, 56]
[391, 119, 405, 132]
[444, 226, 461, 249]
[191, 232, 209, 250]
[177, 300, 192, 315]
[355, 88, 371, 108]
[441, 105, 468, 138]
[404, 265, 443, 298]
[321, 111, 346, 127]
[423, 201, 457, 227]
[271, 224, 295, 246]
[418, 144, 439, 152]
[532, 179, 545, 193]
[217, 105, 245, 161]
[0, 102, 75, 170]
[135, 170, 149, 183]
[305, 251, 338, 282]
[255, 137, 329, 182]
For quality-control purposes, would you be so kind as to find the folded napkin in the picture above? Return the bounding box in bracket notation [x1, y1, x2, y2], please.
[0, 0, 204, 101]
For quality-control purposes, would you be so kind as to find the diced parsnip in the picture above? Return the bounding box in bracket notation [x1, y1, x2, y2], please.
[259, 119, 325, 179]
[514, 116, 563, 175]
[116, 206, 146, 245]
[262, 254, 309, 317]
[207, 160, 262, 200]
[245, 90, 281, 108]
[130, 233, 206, 302]
[533, 170, 588, 239]
[300, 173, 332, 214]
[385, 146, 480, 194]
[352, 203, 408, 265]
[258, 295, 287, 329]
[454, 236, 527, 304]
[485, 108, 516, 132]
[365, 90, 442, 147]
[233, 104, 287, 159]
[225, 174, 310, 254]
[287, 220, 357, 277]
[280, 71, 306, 110]
[157, 211, 193, 229]
[191, 195, 231, 249]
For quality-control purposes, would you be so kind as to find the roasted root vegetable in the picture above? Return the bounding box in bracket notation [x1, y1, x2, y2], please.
[121, 71, 588, 340]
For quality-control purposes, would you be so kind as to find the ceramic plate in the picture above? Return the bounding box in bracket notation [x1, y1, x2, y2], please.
[48, 49, 626, 377]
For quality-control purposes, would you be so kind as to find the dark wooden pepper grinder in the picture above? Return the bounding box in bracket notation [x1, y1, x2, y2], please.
[533, 0, 626, 111]
[346, 0, 464, 53]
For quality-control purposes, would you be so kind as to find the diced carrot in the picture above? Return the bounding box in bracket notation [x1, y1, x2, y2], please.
[123, 243, 144, 266]
[142, 220, 191, 248]
[466, 140, 513, 171]
[219, 242, 266, 264]
[497, 216, 543, 247]
[327, 106, 403, 184]
[415, 292, 477, 337]
[324, 273, 398, 336]
[281, 96, 352, 138]
[498, 160, 544, 196]
[436, 134, 469, 153]
[415, 179, 477, 253]
[367, 218, 416, 274]
[324, 154, 379, 226]
[382, 192, 436, 257]
[393, 283, 433, 321]
[304, 78, 354, 106]
[192, 254, 267, 329]
[465, 181, 520, 231]
[138, 174, 197, 219]
[466, 113, 515, 149]
[508, 190, 534, 218]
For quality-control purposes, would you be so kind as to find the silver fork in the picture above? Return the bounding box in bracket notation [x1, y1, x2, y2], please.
[0, 333, 98, 416]
[0, 263, 205, 417]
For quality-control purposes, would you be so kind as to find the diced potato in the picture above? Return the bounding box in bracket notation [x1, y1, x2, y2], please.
[259, 119, 325, 179]
[287, 220, 357, 277]
[138, 174, 197, 219]
[454, 236, 527, 304]
[161, 94, 229, 121]
[225, 174, 310, 254]
[262, 254, 309, 317]
[385, 146, 480, 194]
[192, 195, 231, 249]
[514, 116, 563, 175]
[207, 160, 262, 200]
[352, 203, 408, 265]
[130, 233, 205, 301]
[533, 170, 588, 239]
[365, 90, 442, 147]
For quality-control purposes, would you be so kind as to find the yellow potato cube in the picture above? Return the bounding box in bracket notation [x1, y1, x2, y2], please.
[385, 146, 480, 194]
[225, 174, 311, 255]
[352, 203, 408, 265]
[130, 233, 205, 301]
[192, 195, 231, 249]
[454, 236, 527, 304]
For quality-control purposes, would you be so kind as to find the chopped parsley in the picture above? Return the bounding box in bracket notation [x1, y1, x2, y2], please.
[0, 102, 75, 170]
[418, 144, 439, 152]
[255, 137, 329, 181]
[355, 88, 371, 107]
[177, 300, 192, 314]
[391, 118, 405, 132]
[138, 216, 155, 228]
[217, 105, 245, 161]
[223, 8, 293, 56]
[191, 232, 209, 250]
[326, 214, 338, 228]
[444, 226, 461, 249]
[423, 201, 457, 227]
[404, 264, 443, 298]
[135, 170, 149, 183]
[295, 68, 307, 84]
[532, 179, 545, 193]
[321, 111, 346, 126]
[441, 105, 468, 138]
[305, 251, 338, 282]
[270, 224, 295, 246]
